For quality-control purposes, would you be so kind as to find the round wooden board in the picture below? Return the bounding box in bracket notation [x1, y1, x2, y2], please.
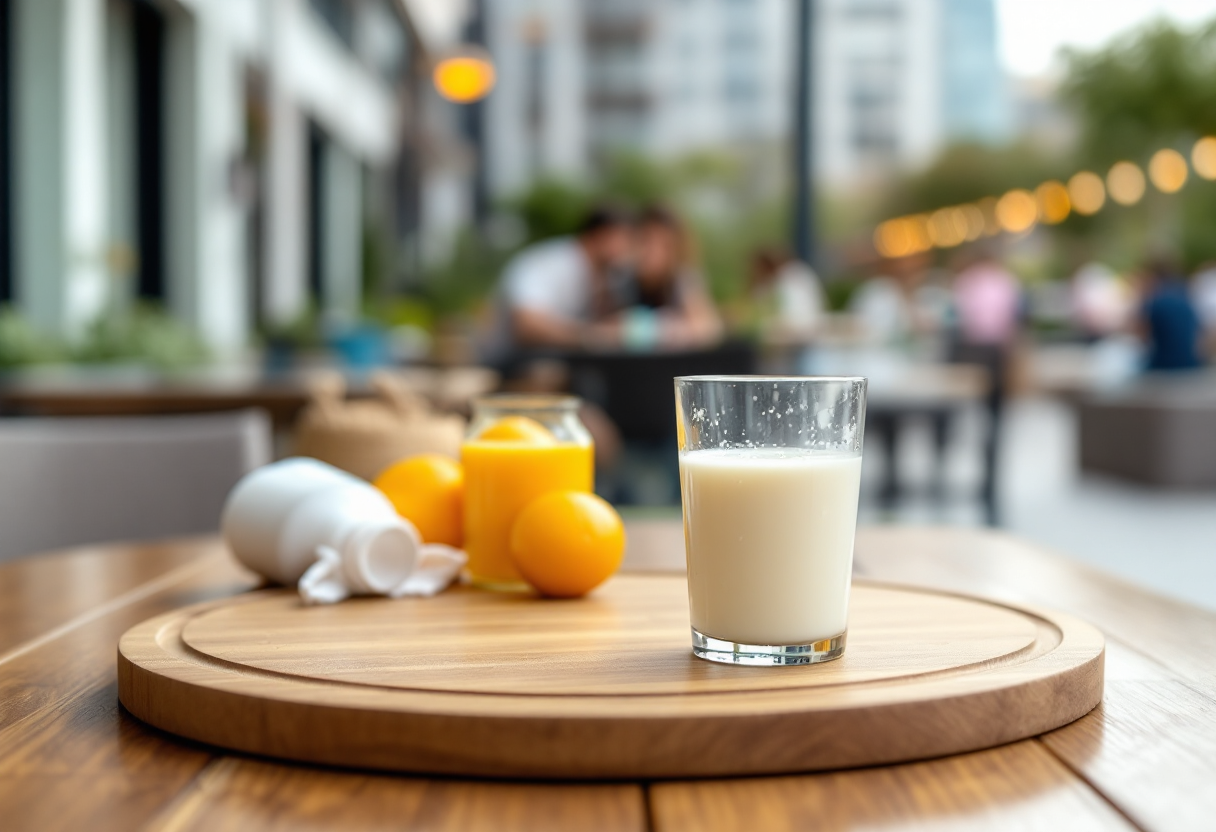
[118, 575, 1104, 780]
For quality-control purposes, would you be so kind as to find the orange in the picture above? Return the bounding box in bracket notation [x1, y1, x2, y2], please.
[373, 454, 464, 547]
[509, 491, 625, 598]
[476, 415, 556, 445]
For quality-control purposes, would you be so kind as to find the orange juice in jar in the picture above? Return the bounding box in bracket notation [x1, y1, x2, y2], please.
[461, 395, 594, 589]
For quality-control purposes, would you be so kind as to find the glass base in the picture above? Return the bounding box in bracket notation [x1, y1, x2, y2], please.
[691, 627, 846, 666]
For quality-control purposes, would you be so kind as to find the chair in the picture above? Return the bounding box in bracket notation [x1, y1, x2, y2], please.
[568, 342, 759, 442]
[0, 410, 272, 562]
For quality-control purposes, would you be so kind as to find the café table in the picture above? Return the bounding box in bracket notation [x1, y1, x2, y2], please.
[0, 365, 499, 430]
[2, 520, 1214, 831]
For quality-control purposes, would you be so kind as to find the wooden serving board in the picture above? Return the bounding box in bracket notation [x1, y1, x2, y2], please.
[118, 575, 1104, 780]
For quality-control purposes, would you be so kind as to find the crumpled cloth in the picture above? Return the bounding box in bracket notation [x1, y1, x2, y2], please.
[298, 541, 467, 605]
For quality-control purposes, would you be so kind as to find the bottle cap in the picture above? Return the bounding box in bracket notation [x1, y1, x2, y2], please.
[340, 519, 421, 595]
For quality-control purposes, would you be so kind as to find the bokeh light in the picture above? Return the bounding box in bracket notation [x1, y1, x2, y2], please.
[433, 54, 497, 103]
[929, 207, 968, 248]
[1035, 181, 1071, 224]
[1067, 171, 1105, 215]
[961, 204, 985, 241]
[996, 189, 1037, 234]
[874, 219, 912, 258]
[977, 196, 1001, 236]
[1191, 137, 1216, 180]
[907, 215, 932, 252]
[1106, 161, 1146, 206]
[1148, 148, 1188, 193]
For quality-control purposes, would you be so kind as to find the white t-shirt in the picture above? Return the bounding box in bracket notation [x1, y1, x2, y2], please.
[773, 262, 825, 331]
[502, 237, 593, 320]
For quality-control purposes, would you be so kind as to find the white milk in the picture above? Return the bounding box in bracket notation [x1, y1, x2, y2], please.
[679, 449, 863, 645]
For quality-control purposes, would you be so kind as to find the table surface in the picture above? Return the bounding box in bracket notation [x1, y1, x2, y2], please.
[3, 522, 1215, 832]
[0, 365, 499, 427]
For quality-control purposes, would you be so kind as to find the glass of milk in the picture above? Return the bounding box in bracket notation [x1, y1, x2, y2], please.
[675, 376, 867, 666]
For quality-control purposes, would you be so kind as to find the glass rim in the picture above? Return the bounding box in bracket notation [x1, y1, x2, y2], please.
[471, 393, 582, 410]
[674, 374, 867, 385]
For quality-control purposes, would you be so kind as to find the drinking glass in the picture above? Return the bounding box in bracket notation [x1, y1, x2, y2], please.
[674, 375, 867, 666]
[462, 395, 594, 590]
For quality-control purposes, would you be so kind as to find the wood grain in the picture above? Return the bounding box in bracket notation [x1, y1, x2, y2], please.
[118, 577, 1103, 779]
[147, 759, 645, 832]
[0, 538, 219, 655]
[0, 545, 256, 832]
[852, 526, 1216, 682]
[852, 526, 1216, 832]
[4, 524, 1209, 831]
[650, 741, 1136, 832]
[178, 580, 1041, 695]
[1039, 641, 1216, 832]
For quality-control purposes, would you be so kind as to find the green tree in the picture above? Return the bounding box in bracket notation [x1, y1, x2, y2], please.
[1059, 19, 1216, 167]
[879, 141, 1065, 218]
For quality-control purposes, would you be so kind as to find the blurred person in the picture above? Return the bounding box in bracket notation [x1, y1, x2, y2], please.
[849, 256, 942, 347]
[748, 246, 825, 339]
[952, 251, 1021, 349]
[619, 206, 723, 351]
[498, 205, 634, 353]
[1071, 262, 1133, 339]
[1138, 260, 1204, 372]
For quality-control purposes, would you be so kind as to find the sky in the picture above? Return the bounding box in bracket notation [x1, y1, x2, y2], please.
[996, 0, 1216, 77]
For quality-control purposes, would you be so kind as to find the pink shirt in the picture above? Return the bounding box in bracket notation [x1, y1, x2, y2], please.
[954, 263, 1020, 345]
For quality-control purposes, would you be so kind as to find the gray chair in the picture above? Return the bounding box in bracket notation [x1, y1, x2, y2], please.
[0, 410, 272, 562]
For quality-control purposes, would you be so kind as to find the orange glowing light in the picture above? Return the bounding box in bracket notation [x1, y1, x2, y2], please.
[874, 220, 911, 258]
[961, 204, 985, 241]
[996, 189, 1037, 234]
[928, 207, 968, 248]
[1035, 181, 1071, 224]
[1148, 148, 1188, 193]
[1193, 137, 1216, 180]
[977, 196, 1001, 236]
[1067, 171, 1105, 215]
[1107, 161, 1145, 206]
[433, 54, 497, 103]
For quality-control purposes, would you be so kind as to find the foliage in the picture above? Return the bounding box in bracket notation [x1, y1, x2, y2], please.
[511, 178, 594, 243]
[879, 142, 1067, 218]
[0, 304, 210, 370]
[1059, 19, 1216, 166]
[0, 308, 65, 368]
[75, 304, 210, 369]
[417, 228, 513, 319]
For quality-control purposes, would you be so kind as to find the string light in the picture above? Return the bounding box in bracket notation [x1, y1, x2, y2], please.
[996, 190, 1037, 233]
[1148, 149, 1188, 193]
[1190, 137, 1216, 180]
[1035, 181, 1071, 224]
[1107, 161, 1146, 205]
[870, 140, 1216, 257]
[1067, 171, 1106, 215]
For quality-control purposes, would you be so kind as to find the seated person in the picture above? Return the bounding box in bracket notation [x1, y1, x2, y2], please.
[1139, 260, 1203, 371]
[748, 246, 825, 341]
[619, 206, 723, 351]
[499, 205, 634, 353]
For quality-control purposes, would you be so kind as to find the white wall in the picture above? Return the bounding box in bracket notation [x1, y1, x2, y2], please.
[320, 141, 363, 325]
[13, 0, 109, 338]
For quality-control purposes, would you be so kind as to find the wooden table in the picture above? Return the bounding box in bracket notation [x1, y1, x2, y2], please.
[2, 522, 1215, 831]
[0, 366, 499, 429]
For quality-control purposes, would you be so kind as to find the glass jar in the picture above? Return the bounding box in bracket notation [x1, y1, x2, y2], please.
[461, 395, 594, 590]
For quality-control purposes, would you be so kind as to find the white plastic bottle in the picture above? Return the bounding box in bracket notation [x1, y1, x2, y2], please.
[221, 457, 420, 603]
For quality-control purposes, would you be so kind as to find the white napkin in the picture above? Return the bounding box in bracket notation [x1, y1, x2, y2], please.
[298, 539, 467, 605]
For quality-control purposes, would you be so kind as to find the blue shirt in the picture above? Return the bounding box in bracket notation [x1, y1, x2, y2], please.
[1143, 282, 1203, 371]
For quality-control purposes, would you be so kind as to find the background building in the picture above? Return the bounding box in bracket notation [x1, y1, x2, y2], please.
[0, 0, 474, 354]
[483, 0, 1010, 196]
